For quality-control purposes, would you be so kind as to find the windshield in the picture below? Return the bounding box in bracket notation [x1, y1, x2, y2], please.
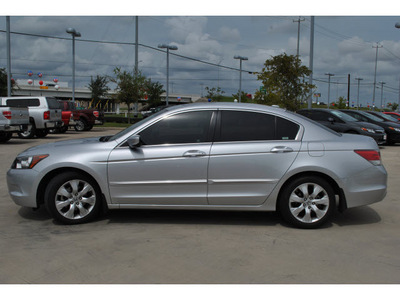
[108, 109, 167, 142]
[379, 113, 398, 122]
[330, 110, 358, 122]
[358, 111, 385, 121]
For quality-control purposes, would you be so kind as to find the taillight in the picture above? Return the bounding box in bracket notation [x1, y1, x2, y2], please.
[3, 111, 12, 120]
[354, 150, 381, 166]
[93, 111, 99, 118]
[43, 111, 50, 120]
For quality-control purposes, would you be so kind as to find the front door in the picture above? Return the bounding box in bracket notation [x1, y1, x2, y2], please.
[108, 110, 215, 206]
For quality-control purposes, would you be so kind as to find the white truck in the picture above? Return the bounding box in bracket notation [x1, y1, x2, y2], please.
[1, 96, 62, 138]
[0, 105, 30, 143]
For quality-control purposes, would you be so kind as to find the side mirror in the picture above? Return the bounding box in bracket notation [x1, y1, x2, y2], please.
[127, 135, 141, 149]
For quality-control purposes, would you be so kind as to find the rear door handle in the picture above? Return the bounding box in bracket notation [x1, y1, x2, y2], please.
[270, 146, 293, 153]
[183, 150, 207, 157]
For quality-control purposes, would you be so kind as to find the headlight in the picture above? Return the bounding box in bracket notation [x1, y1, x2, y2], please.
[12, 154, 49, 169]
[389, 127, 400, 132]
[361, 127, 375, 133]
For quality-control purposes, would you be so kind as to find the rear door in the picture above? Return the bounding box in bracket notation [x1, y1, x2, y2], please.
[207, 110, 302, 206]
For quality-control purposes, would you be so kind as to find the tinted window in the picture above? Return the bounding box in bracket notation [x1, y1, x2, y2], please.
[6, 98, 40, 107]
[46, 97, 61, 109]
[218, 110, 299, 142]
[139, 111, 213, 145]
[276, 117, 300, 140]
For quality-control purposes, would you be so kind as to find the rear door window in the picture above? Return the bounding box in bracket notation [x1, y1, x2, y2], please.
[216, 110, 299, 142]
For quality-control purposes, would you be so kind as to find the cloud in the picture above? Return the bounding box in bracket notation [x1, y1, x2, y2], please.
[217, 26, 240, 42]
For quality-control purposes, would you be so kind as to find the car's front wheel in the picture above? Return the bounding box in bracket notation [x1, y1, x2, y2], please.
[279, 176, 335, 229]
[44, 172, 102, 224]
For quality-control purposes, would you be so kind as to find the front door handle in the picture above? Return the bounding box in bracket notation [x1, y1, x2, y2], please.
[270, 146, 293, 153]
[183, 150, 207, 157]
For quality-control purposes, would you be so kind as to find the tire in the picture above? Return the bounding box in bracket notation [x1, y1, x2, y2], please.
[85, 124, 93, 131]
[18, 123, 36, 139]
[59, 125, 68, 133]
[0, 132, 12, 143]
[35, 129, 49, 138]
[44, 171, 102, 225]
[75, 119, 87, 132]
[278, 176, 335, 229]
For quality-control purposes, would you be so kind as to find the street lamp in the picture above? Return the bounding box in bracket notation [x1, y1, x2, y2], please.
[158, 43, 178, 106]
[395, 22, 400, 28]
[325, 73, 334, 108]
[66, 27, 81, 102]
[234, 55, 248, 103]
[355, 77, 363, 110]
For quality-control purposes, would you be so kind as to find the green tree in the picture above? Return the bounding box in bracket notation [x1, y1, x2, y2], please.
[111, 67, 147, 122]
[88, 75, 110, 110]
[232, 91, 251, 103]
[0, 68, 16, 96]
[388, 102, 398, 111]
[256, 53, 315, 111]
[205, 86, 225, 101]
[334, 96, 347, 109]
[145, 79, 165, 108]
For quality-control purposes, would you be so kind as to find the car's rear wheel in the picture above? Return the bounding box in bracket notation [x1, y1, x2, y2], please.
[35, 129, 49, 138]
[45, 172, 101, 224]
[18, 123, 36, 139]
[75, 119, 87, 131]
[279, 176, 335, 229]
[0, 132, 12, 143]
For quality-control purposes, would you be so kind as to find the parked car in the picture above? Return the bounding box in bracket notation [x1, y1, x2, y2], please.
[296, 108, 386, 145]
[340, 109, 400, 145]
[141, 105, 170, 118]
[0, 105, 30, 143]
[7, 103, 387, 229]
[1, 96, 62, 138]
[367, 111, 400, 124]
[383, 111, 400, 121]
[58, 100, 104, 132]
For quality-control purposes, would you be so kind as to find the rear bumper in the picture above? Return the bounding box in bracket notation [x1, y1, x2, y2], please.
[341, 165, 387, 208]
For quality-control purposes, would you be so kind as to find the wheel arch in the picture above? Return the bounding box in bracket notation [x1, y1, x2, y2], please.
[276, 171, 347, 212]
[36, 167, 107, 209]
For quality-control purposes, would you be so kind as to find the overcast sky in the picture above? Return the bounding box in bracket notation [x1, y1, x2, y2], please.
[1, 1, 400, 108]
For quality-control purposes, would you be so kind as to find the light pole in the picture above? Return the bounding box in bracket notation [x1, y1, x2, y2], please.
[234, 55, 248, 103]
[372, 42, 382, 109]
[325, 73, 334, 108]
[66, 28, 81, 102]
[379, 81, 386, 110]
[355, 77, 363, 110]
[158, 44, 178, 106]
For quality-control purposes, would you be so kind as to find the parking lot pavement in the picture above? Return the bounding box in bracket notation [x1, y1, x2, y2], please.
[1, 129, 400, 284]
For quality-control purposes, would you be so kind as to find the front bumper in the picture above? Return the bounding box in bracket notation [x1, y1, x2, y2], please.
[7, 168, 41, 208]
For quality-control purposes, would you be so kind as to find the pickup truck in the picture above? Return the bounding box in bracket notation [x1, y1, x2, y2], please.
[58, 100, 104, 131]
[0, 105, 30, 143]
[1, 96, 62, 138]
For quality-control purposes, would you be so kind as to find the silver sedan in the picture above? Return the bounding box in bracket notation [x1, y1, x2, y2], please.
[7, 103, 387, 228]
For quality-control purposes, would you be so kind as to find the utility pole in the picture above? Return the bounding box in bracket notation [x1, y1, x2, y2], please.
[134, 16, 139, 114]
[355, 77, 363, 110]
[325, 73, 335, 108]
[308, 16, 314, 109]
[6, 16, 11, 97]
[293, 17, 305, 57]
[347, 74, 350, 105]
[372, 42, 382, 109]
[379, 81, 386, 110]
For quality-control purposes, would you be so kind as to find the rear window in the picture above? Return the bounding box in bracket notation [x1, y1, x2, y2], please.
[6, 98, 40, 107]
[46, 97, 61, 109]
